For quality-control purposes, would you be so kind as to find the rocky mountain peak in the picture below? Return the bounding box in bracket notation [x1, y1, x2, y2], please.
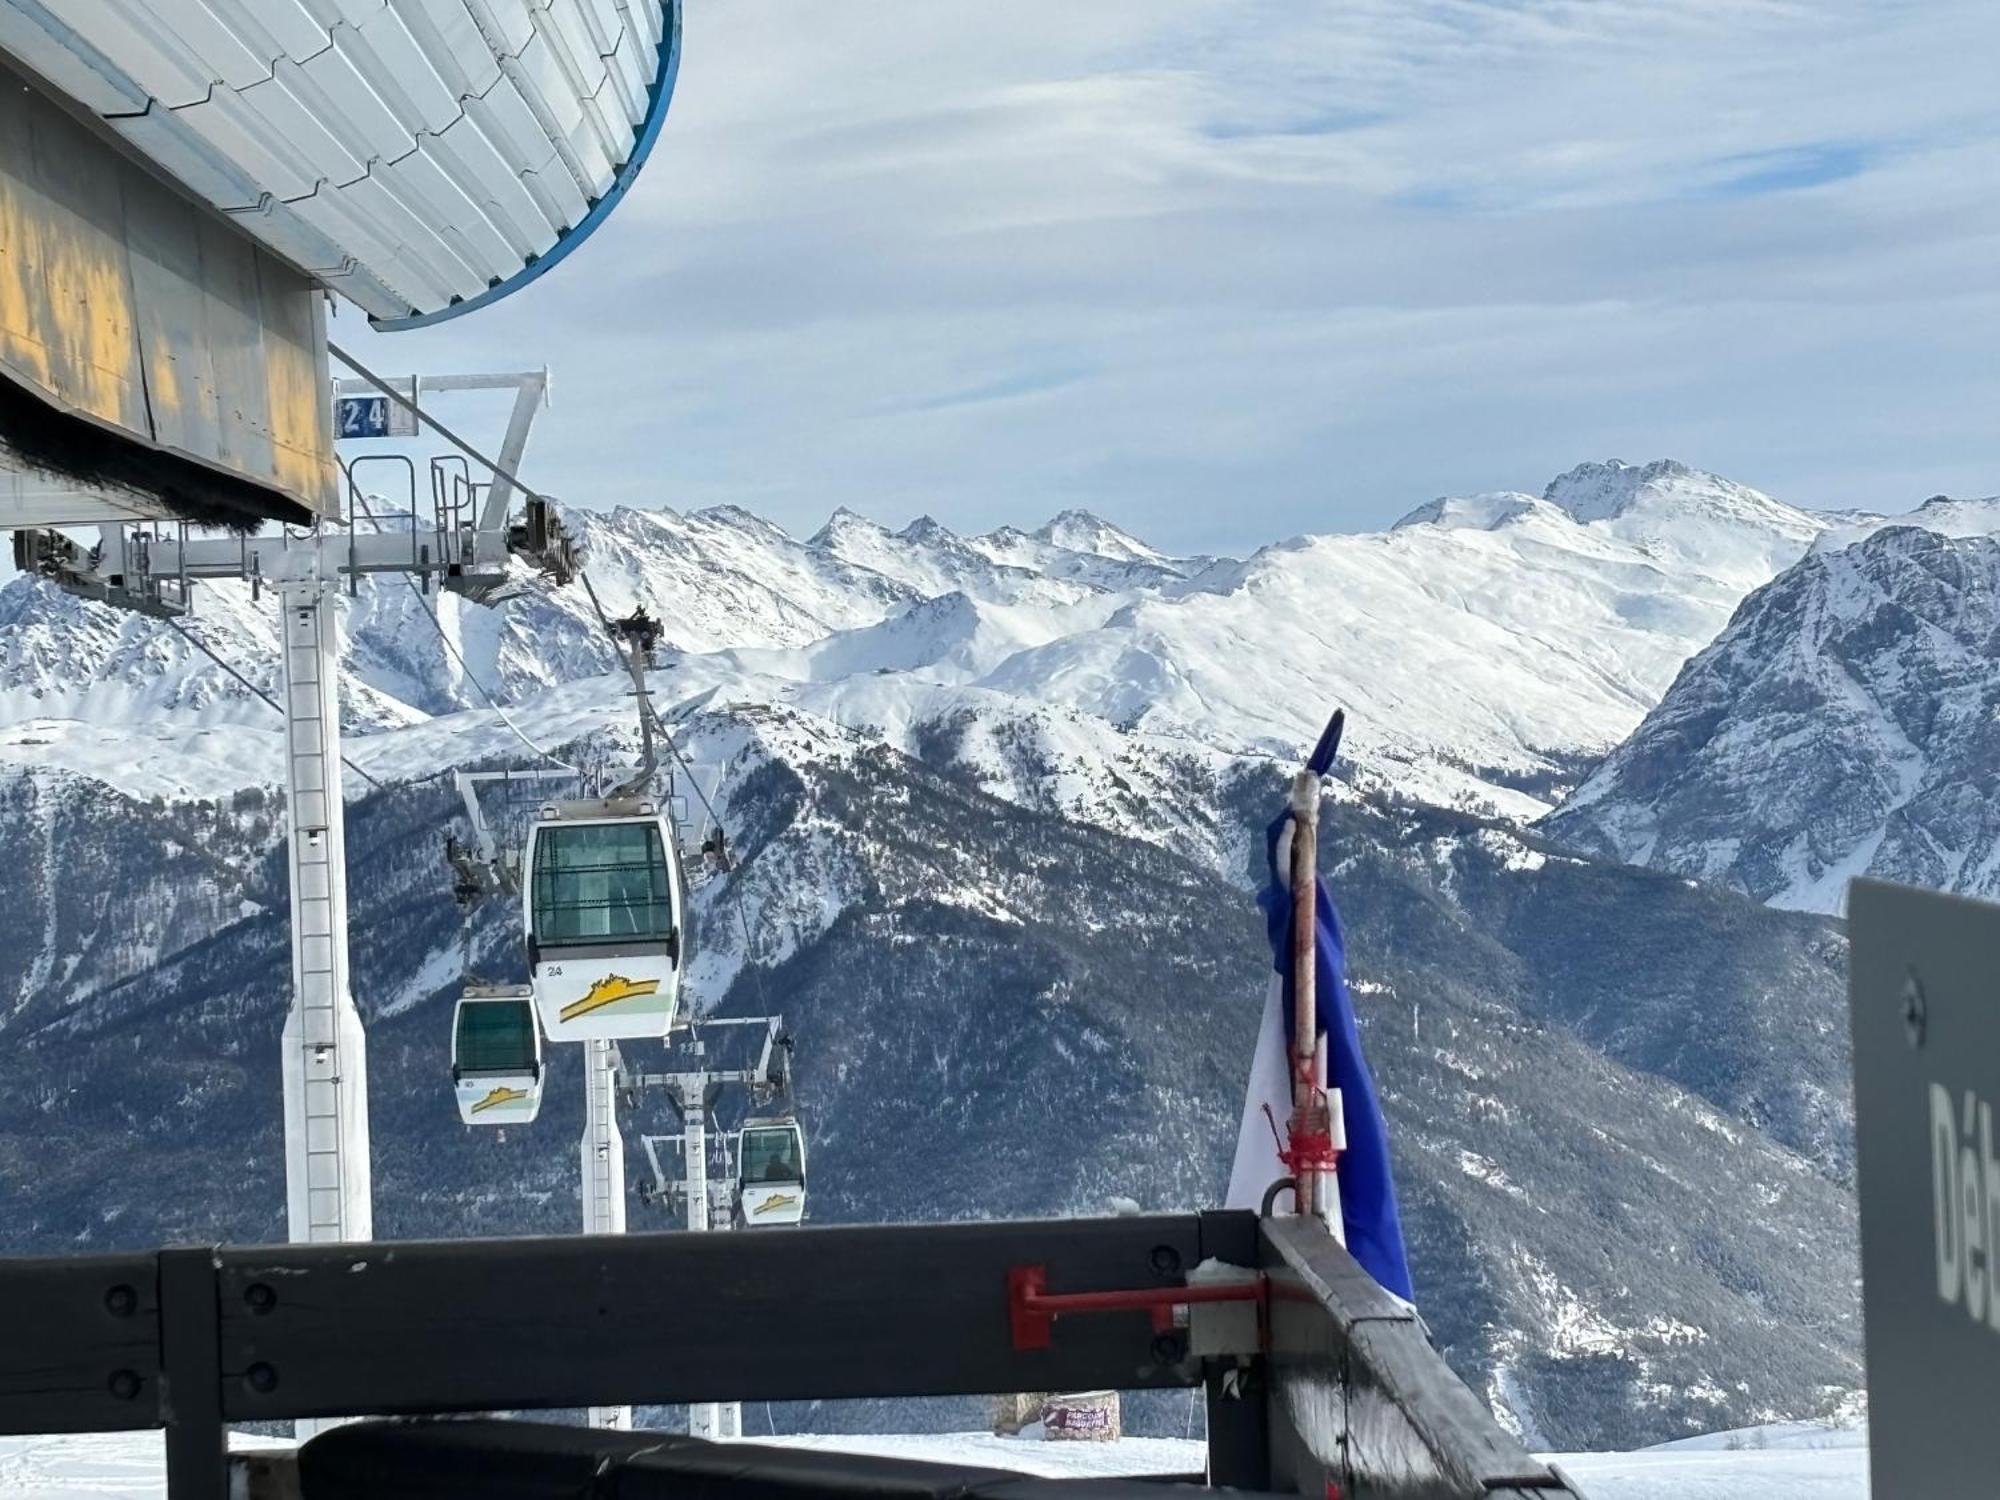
[1811, 491, 2000, 553]
[689, 503, 788, 537]
[1543, 459, 1722, 521]
[898, 514, 956, 543]
[1391, 492, 1546, 533]
[1033, 509, 1158, 562]
[1539, 459, 1830, 589]
[808, 506, 891, 549]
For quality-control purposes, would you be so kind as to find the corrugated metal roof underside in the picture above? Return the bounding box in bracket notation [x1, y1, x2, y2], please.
[0, 0, 678, 327]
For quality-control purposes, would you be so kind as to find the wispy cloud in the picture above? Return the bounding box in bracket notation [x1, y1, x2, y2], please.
[362, 0, 2000, 553]
[1699, 144, 1873, 199]
[896, 363, 1094, 416]
[1200, 108, 1389, 142]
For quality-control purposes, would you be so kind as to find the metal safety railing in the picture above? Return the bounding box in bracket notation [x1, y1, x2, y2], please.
[0, 1214, 1582, 1500]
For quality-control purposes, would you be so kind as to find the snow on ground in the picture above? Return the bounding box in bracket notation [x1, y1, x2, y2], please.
[0, 1430, 1197, 1498]
[1548, 1419, 1867, 1499]
[0, 1424, 1869, 1499]
[0, 1432, 291, 1500]
[769, 1432, 1206, 1477]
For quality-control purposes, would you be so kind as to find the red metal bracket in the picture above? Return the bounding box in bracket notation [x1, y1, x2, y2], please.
[1008, 1264, 1054, 1350]
[1007, 1263, 1267, 1351]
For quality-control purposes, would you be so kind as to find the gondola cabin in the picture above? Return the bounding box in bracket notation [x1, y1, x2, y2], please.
[737, 1116, 808, 1227]
[523, 798, 690, 1043]
[451, 986, 544, 1126]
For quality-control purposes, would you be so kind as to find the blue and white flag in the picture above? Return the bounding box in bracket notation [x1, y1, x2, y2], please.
[1226, 794, 1415, 1304]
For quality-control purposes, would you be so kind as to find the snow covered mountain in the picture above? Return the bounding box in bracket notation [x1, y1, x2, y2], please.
[1545, 523, 2000, 913]
[0, 459, 1852, 824]
[1812, 492, 2000, 552]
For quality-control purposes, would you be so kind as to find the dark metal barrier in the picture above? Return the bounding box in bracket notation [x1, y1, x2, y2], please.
[0, 1214, 1583, 1500]
[0, 1250, 161, 1435]
[212, 1216, 1212, 1419]
[1259, 1220, 1573, 1498]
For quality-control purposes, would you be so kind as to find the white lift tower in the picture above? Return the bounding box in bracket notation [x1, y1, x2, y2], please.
[14, 367, 574, 1275]
[583, 1037, 633, 1431]
[632, 1016, 798, 1439]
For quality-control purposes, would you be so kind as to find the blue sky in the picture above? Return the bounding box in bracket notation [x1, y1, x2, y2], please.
[349, 0, 2000, 556]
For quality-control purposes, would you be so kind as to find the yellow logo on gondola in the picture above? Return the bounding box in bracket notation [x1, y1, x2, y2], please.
[560, 973, 661, 1023]
[752, 1193, 800, 1216]
[471, 1085, 531, 1115]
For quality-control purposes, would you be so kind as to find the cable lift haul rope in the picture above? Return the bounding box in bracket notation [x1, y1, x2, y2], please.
[333, 354, 813, 1440]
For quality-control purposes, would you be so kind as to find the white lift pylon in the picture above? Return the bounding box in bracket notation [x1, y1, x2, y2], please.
[680, 1094, 730, 1439]
[631, 1018, 795, 1440]
[639, 1103, 737, 1440]
[583, 1038, 633, 1431]
[277, 550, 371, 1248]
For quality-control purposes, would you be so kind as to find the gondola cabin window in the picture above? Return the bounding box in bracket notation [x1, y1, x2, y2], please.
[455, 1002, 539, 1076]
[742, 1126, 804, 1185]
[531, 821, 674, 947]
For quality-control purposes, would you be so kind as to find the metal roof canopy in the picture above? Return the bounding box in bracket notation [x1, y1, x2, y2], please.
[0, 0, 682, 329]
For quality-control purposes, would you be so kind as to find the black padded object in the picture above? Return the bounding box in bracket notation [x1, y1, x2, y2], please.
[300, 1418, 706, 1500]
[611, 1442, 1019, 1500]
[973, 1485, 1212, 1500]
[300, 1419, 1243, 1500]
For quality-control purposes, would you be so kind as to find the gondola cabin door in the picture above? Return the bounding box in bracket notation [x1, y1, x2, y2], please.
[524, 803, 688, 1043]
[738, 1118, 807, 1227]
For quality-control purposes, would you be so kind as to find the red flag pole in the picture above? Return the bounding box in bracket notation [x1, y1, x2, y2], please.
[1286, 727, 1342, 1233]
[1289, 767, 1320, 1116]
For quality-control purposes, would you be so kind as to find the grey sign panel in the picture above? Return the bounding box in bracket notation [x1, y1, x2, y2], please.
[1850, 877, 2000, 1499]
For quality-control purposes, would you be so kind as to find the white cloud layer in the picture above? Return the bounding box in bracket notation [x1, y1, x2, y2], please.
[350, 0, 2000, 552]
